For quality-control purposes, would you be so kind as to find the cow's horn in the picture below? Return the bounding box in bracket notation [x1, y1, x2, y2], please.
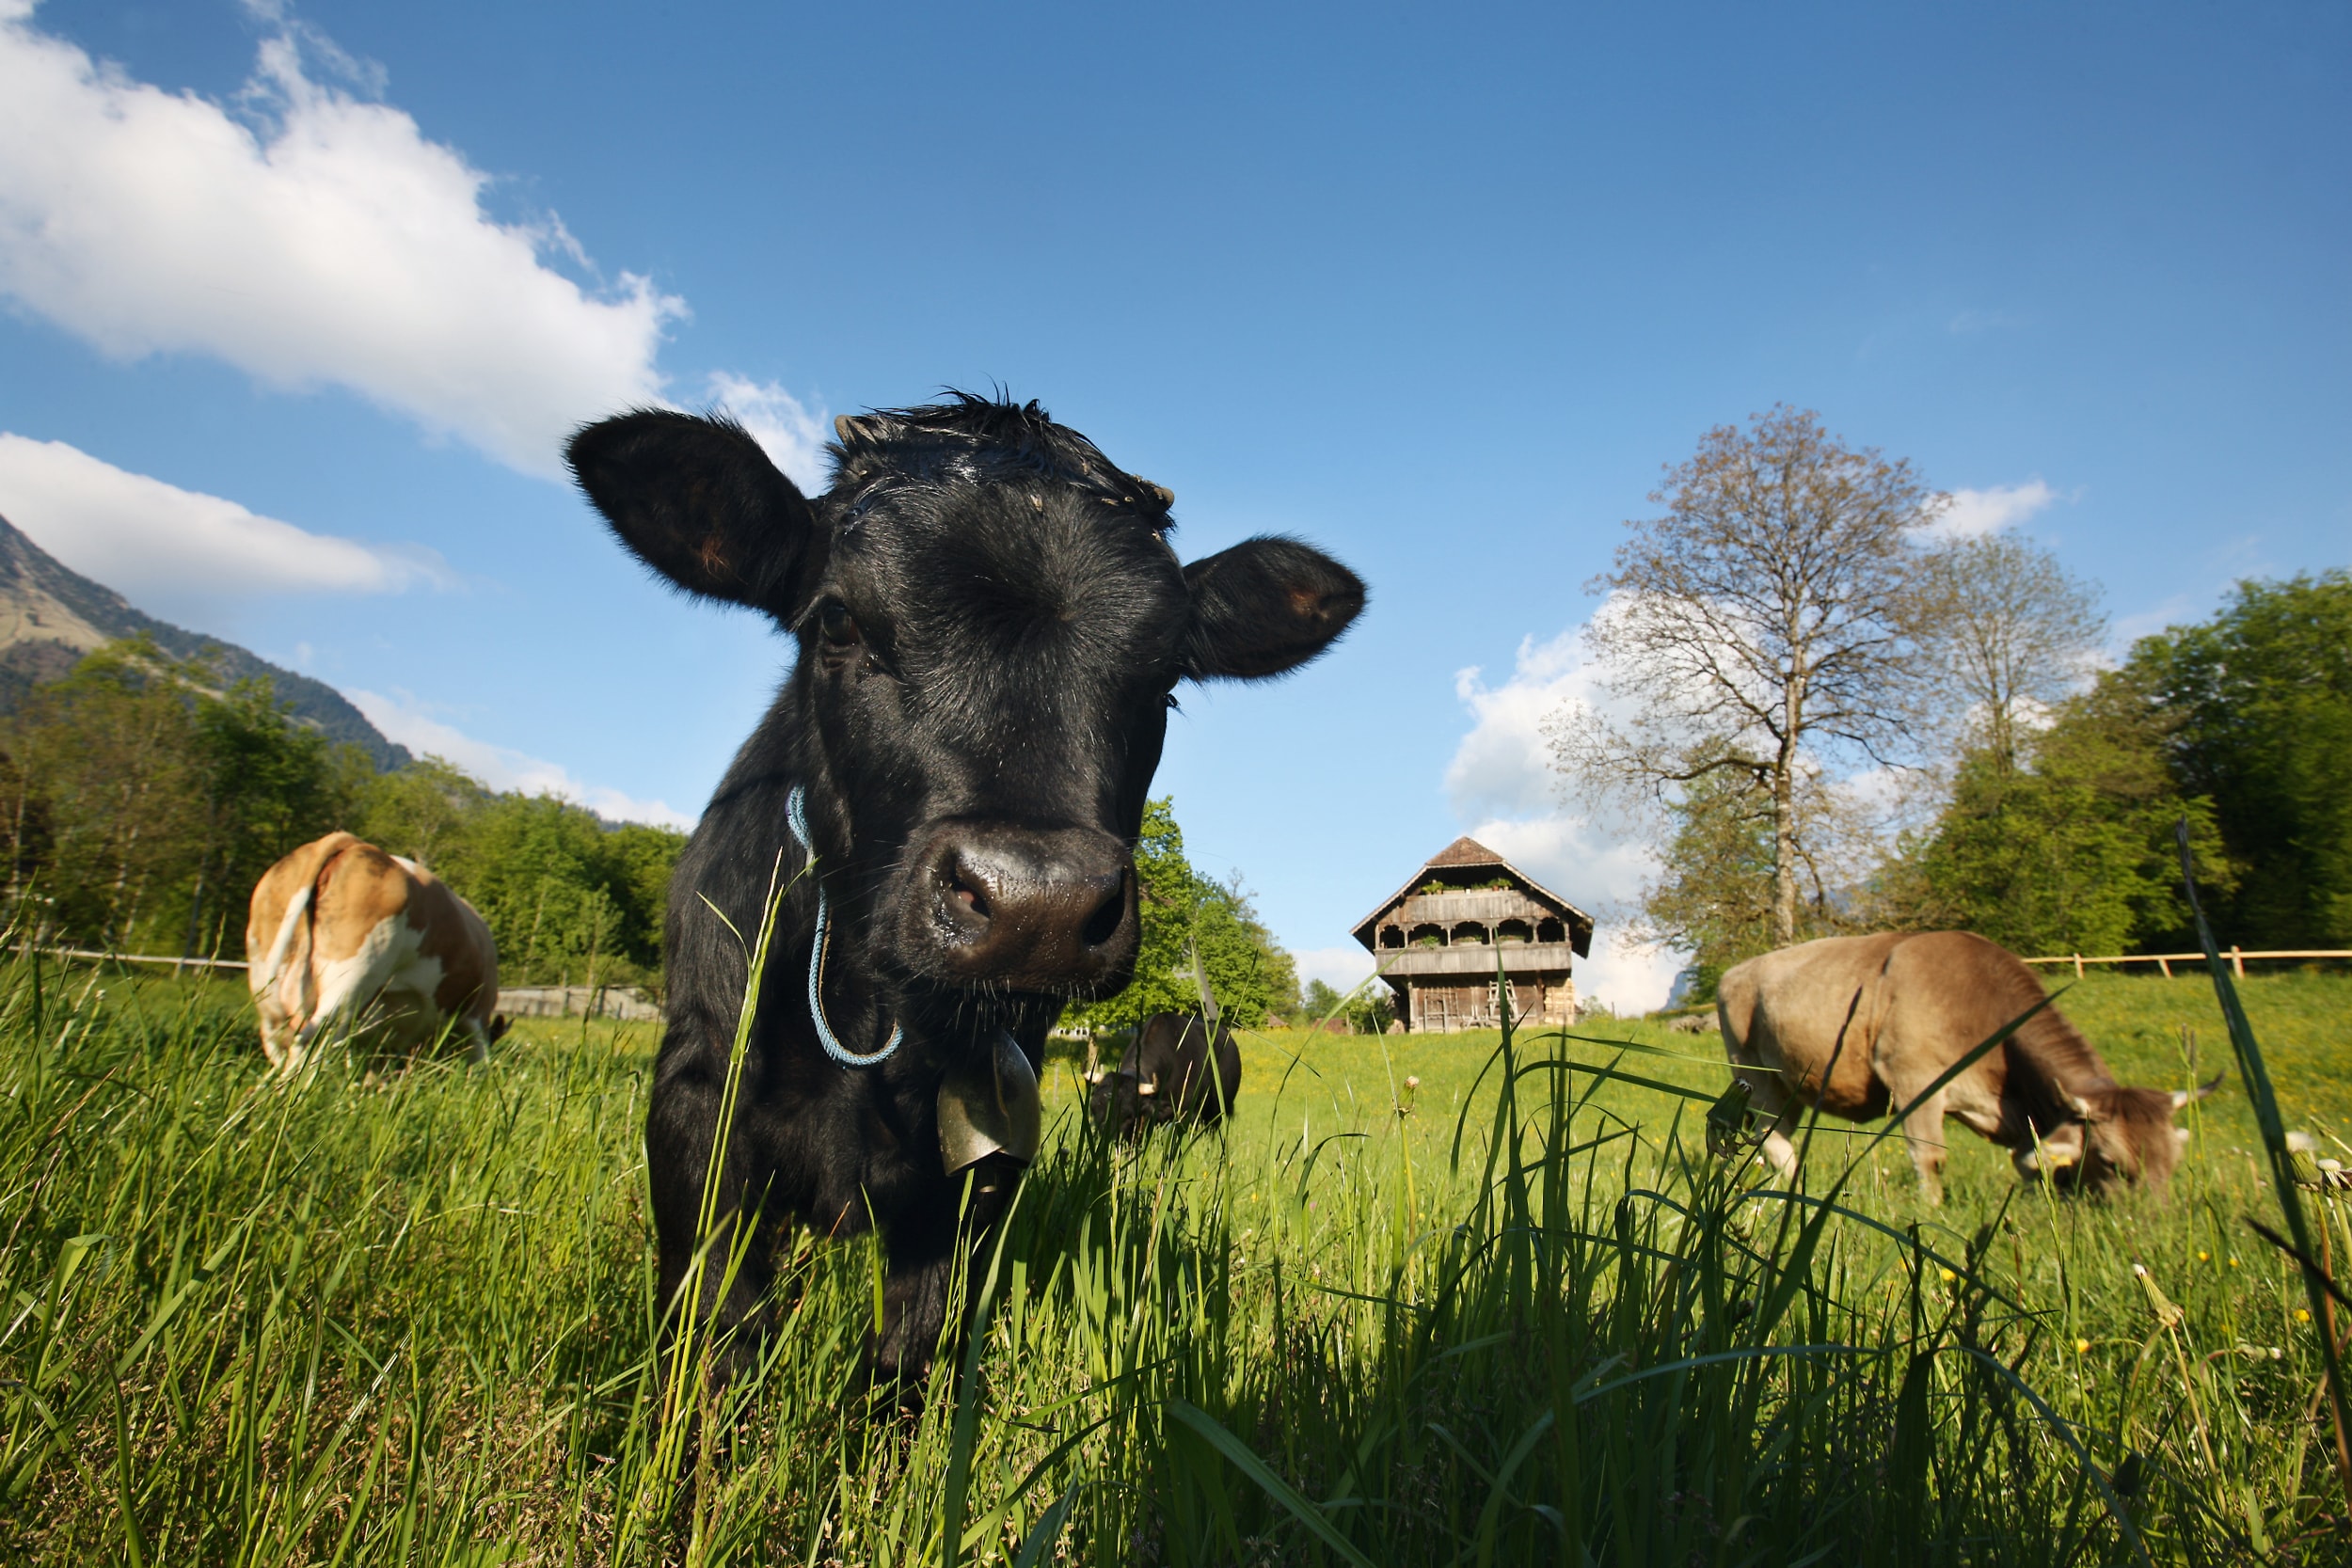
[834, 414, 881, 447]
[2172, 1073, 2226, 1109]
[1138, 1077, 1158, 1097]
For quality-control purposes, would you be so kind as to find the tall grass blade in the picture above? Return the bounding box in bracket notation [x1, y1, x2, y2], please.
[2175, 818, 2352, 1494]
[1167, 1401, 1377, 1568]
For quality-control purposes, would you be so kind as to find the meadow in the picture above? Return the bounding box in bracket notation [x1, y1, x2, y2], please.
[3, 959, 2349, 1565]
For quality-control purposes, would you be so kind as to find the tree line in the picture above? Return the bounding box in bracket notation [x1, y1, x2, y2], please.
[1552, 406, 2351, 1000]
[1060, 797, 1302, 1033]
[0, 641, 1311, 1021]
[0, 637, 682, 990]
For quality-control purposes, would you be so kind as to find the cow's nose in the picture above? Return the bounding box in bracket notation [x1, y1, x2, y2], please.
[910, 822, 1136, 990]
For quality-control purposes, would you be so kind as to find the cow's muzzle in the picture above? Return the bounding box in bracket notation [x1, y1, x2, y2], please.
[904, 820, 1136, 992]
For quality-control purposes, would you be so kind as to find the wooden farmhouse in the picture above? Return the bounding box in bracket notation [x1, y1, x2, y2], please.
[1353, 837, 1595, 1033]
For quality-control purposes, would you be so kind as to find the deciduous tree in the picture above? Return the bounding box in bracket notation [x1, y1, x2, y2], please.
[1636, 753, 1867, 998]
[2130, 571, 2352, 946]
[183, 673, 371, 958]
[1549, 406, 1944, 948]
[1892, 668, 2229, 957]
[7, 640, 201, 949]
[1061, 797, 1297, 1032]
[1907, 531, 2105, 773]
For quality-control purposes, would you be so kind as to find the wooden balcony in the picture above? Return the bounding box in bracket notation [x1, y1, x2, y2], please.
[1370, 942, 1578, 979]
[1395, 891, 1563, 926]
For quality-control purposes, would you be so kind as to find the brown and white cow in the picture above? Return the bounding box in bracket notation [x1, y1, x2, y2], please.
[246, 832, 502, 1070]
[1717, 931, 2217, 1202]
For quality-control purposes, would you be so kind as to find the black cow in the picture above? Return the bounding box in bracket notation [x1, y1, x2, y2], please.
[1088, 1013, 1243, 1137]
[567, 395, 1361, 1375]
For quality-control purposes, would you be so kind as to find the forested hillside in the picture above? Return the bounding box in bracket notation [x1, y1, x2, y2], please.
[1891, 572, 2352, 958]
[0, 638, 681, 990]
[0, 513, 408, 768]
[0, 636, 1304, 1013]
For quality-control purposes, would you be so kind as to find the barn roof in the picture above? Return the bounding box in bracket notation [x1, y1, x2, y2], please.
[1351, 836, 1595, 957]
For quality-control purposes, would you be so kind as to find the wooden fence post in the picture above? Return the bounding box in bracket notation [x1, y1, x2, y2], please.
[2158, 958, 2171, 978]
[2074, 954, 2084, 979]
[2231, 945, 2245, 978]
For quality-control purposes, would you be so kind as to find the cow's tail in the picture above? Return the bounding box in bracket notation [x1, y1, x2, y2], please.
[255, 866, 327, 1047]
[256, 880, 312, 990]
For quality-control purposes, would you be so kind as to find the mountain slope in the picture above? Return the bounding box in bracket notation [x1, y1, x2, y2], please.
[0, 512, 410, 768]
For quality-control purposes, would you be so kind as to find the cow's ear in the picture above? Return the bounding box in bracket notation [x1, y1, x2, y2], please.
[567, 410, 818, 617]
[1179, 535, 1364, 680]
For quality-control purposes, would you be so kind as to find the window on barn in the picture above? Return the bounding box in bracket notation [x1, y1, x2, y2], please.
[1496, 919, 1533, 943]
[1379, 925, 1405, 949]
[1536, 918, 1565, 944]
[1410, 924, 1446, 946]
[1454, 922, 1488, 945]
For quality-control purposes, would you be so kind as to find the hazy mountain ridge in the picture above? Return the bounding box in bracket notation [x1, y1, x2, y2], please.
[0, 512, 410, 768]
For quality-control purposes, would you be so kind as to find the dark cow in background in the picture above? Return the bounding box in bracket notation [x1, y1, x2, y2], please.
[1088, 1012, 1243, 1137]
[1717, 931, 2218, 1203]
[567, 394, 1361, 1375]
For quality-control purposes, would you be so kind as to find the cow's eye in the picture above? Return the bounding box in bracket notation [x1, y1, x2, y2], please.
[818, 602, 860, 647]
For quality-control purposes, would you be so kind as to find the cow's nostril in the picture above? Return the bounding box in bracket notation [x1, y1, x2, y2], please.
[1079, 872, 1128, 949]
[909, 826, 1138, 989]
[950, 871, 992, 921]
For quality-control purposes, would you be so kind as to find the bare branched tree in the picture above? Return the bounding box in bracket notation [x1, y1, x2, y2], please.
[1906, 531, 2105, 773]
[1548, 406, 1944, 948]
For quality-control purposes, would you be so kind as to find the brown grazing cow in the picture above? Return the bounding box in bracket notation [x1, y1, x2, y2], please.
[1716, 931, 2215, 1201]
[247, 832, 502, 1070]
[1087, 1012, 1243, 1137]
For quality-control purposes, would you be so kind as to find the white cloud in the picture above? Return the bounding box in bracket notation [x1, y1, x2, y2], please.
[1442, 627, 1686, 1014]
[1445, 627, 1584, 819]
[704, 373, 831, 493]
[1294, 944, 1378, 993]
[1931, 479, 2059, 540]
[1454, 815, 1680, 1014]
[349, 689, 697, 831]
[0, 432, 447, 612]
[0, 2, 681, 477]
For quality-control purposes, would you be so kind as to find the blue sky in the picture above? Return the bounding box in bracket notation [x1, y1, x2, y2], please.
[0, 0, 2344, 1006]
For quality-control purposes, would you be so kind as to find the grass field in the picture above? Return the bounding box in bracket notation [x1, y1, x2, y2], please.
[3, 959, 2349, 1564]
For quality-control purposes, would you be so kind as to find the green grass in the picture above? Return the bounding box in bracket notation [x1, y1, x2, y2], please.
[4, 959, 2350, 1563]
